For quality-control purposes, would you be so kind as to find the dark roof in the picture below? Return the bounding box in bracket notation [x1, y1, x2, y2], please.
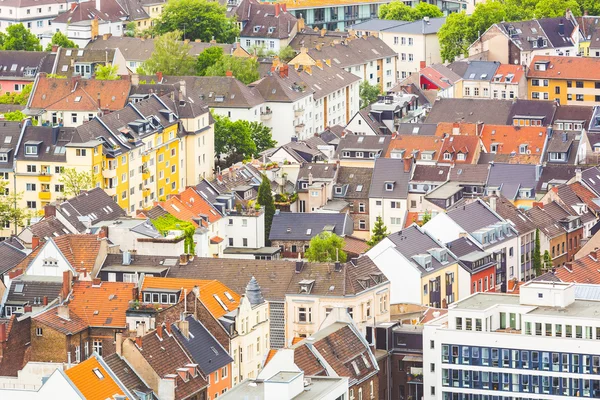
[283, 62, 360, 100]
[553, 105, 594, 124]
[104, 353, 154, 399]
[16, 126, 81, 164]
[554, 184, 596, 224]
[307, 35, 397, 68]
[335, 167, 372, 199]
[115, 0, 151, 21]
[0, 121, 21, 168]
[269, 212, 353, 241]
[581, 166, 600, 196]
[251, 74, 311, 103]
[412, 165, 450, 183]
[536, 164, 578, 192]
[461, 61, 500, 81]
[320, 125, 344, 143]
[0, 51, 55, 78]
[525, 205, 565, 238]
[29, 216, 71, 240]
[507, 99, 556, 125]
[536, 17, 577, 48]
[6, 277, 62, 305]
[497, 17, 577, 51]
[484, 195, 535, 234]
[56, 187, 127, 231]
[172, 316, 233, 375]
[445, 236, 481, 258]
[297, 163, 337, 181]
[487, 163, 538, 199]
[445, 61, 470, 78]
[0, 241, 28, 275]
[289, 30, 348, 50]
[53, 0, 126, 24]
[448, 164, 489, 184]
[236, 0, 297, 40]
[425, 98, 513, 124]
[396, 123, 438, 136]
[447, 199, 503, 233]
[369, 158, 411, 199]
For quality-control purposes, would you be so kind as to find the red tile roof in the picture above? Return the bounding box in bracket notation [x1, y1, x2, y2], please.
[527, 56, 600, 80]
[480, 125, 547, 164]
[570, 182, 600, 212]
[174, 187, 222, 224]
[437, 134, 480, 164]
[384, 135, 443, 158]
[493, 64, 525, 84]
[343, 235, 369, 256]
[68, 281, 135, 328]
[29, 76, 130, 112]
[34, 306, 88, 335]
[420, 66, 453, 89]
[553, 254, 600, 284]
[435, 122, 478, 137]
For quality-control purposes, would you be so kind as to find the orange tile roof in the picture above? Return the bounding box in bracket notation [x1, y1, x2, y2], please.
[34, 305, 88, 335]
[65, 355, 127, 400]
[141, 277, 241, 319]
[493, 64, 525, 84]
[437, 135, 480, 164]
[68, 281, 135, 328]
[527, 56, 600, 80]
[29, 76, 130, 112]
[263, 349, 278, 366]
[480, 125, 547, 164]
[175, 187, 222, 224]
[435, 122, 478, 137]
[404, 212, 420, 228]
[343, 235, 369, 256]
[158, 197, 201, 228]
[570, 182, 600, 212]
[384, 135, 443, 158]
[210, 236, 224, 244]
[553, 255, 600, 284]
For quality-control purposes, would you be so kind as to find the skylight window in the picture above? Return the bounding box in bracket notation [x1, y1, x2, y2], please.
[356, 184, 363, 192]
[224, 291, 235, 302]
[74, 96, 82, 102]
[65, 50, 72, 56]
[211, 346, 219, 355]
[14, 283, 24, 293]
[213, 294, 229, 311]
[92, 368, 104, 379]
[4, 136, 12, 144]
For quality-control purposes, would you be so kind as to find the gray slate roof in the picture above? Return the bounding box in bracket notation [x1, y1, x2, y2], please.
[461, 61, 500, 81]
[104, 353, 154, 399]
[172, 316, 233, 375]
[507, 99, 556, 125]
[0, 121, 21, 168]
[396, 123, 438, 136]
[412, 165, 449, 182]
[449, 164, 490, 184]
[483, 195, 535, 234]
[29, 217, 71, 240]
[447, 199, 503, 233]
[56, 187, 127, 232]
[487, 163, 538, 200]
[307, 35, 397, 68]
[0, 51, 55, 78]
[426, 98, 513, 124]
[6, 277, 62, 305]
[335, 135, 391, 158]
[580, 166, 600, 196]
[350, 17, 446, 35]
[0, 241, 28, 275]
[269, 212, 353, 241]
[368, 158, 411, 199]
[335, 167, 372, 199]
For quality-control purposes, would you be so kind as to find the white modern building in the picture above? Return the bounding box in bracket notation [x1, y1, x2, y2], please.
[424, 281, 600, 400]
[0, 0, 70, 44]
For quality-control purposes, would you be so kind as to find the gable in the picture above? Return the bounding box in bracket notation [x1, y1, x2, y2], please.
[25, 240, 74, 277]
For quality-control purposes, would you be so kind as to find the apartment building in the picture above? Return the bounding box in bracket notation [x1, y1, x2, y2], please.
[368, 157, 412, 232]
[0, 0, 70, 44]
[0, 51, 56, 95]
[528, 56, 600, 106]
[424, 281, 600, 399]
[236, 0, 298, 52]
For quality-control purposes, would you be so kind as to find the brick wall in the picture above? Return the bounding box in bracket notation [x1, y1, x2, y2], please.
[351, 375, 379, 400]
[0, 316, 31, 376]
[88, 327, 122, 358]
[30, 320, 67, 363]
[348, 198, 369, 232]
[270, 239, 310, 258]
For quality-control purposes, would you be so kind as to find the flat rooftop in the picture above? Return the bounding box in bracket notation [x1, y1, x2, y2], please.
[452, 293, 520, 310]
[528, 300, 600, 318]
[223, 375, 345, 399]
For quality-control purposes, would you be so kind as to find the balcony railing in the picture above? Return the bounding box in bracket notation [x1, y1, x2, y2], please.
[295, 123, 305, 133]
[294, 108, 305, 117]
[261, 110, 272, 121]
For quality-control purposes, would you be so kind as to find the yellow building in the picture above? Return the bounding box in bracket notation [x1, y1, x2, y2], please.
[527, 56, 600, 106]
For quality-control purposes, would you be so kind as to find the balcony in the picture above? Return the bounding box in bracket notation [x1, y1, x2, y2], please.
[260, 109, 272, 121]
[295, 123, 305, 133]
[104, 186, 116, 196]
[38, 173, 51, 182]
[102, 168, 117, 179]
[294, 108, 305, 117]
[38, 191, 51, 200]
[407, 367, 423, 384]
[142, 153, 150, 163]
[143, 187, 151, 195]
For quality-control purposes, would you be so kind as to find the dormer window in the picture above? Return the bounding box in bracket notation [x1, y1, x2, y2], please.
[25, 145, 38, 155]
[534, 61, 549, 71]
[490, 143, 499, 153]
[385, 182, 394, 191]
[519, 144, 528, 154]
[268, 27, 275, 34]
[301, 182, 308, 189]
[253, 26, 261, 33]
[443, 152, 452, 160]
[335, 186, 343, 194]
[457, 153, 466, 161]
[0, 152, 8, 163]
[342, 151, 350, 158]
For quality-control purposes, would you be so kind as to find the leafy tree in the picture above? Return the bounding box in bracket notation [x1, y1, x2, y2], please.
[153, 0, 239, 43]
[143, 31, 196, 76]
[213, 113, 256, 165]
[196, 46, 224, 76]
[257, 174, 276, 245]
[379, 1, 417, 20]
[152, 214, 196, 254]
[278, 46, 297, 62]
[413, 2, 444, 19]
[503, 0, 535, 21]
[578, 0, 600, 15]
[125, 22, 137, 37]
[438, 11, 471, 62]
[534, 0, 581, 17]
[468, 1, 507, 43]
[58, 168, 94, 197]
[0, 181, 33, 234]
[533, 228, 542, 277]
[3, 110, 27, 122]
[95, 64, 120, 80]
[204, 56, 260, 84]
[44, 31, 77, 51]
[135, 66, 148, 75]
[247, 121, 276, 155]
[1, 23, 42, 51]
[543, 250, 553, 272]
[359, 80, 381, 108]
[0, 84, 32, 105]
[305, 232, 347, 262]
[367, 216, 389, 248]
[422, 210, 432, 225]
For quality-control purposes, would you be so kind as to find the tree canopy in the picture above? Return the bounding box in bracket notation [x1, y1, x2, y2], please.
[213, 114, 257, 165]
[153, 0, 239, 43]
[196, 46, 224, 76]
[143, 31, 196, 75]
[305, 232, 347, 263]
[45, 32, 76, 51]
[0, 180, 33, 234]
[359, 80, 381, 108]
[95, 64, 120, 80]
[203, 56, 260, 85]
[257, 175, 276, 245]
[366, 217, 389, 248]
[58, 168, 94, 197]
[379, 1, 443, 21]
[0, 84, 32, 105]
[0, 23, 42, 51]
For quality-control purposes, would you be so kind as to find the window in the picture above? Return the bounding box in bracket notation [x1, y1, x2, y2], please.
[443, 152, 452, 160]
[358, 203, 365, 212]
[27, 201, 36, 209]
[93, 340, 102, 356]
[76, 149, 87, 157]
[25, 145, 37, 155]
[26, 183, 36, 191]
[385, 182, 394, 191]
[36, 327, 43, 336]
[298, 307, 311, 322]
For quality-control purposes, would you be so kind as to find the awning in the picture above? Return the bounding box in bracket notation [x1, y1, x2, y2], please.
[402, 355, 423, 362]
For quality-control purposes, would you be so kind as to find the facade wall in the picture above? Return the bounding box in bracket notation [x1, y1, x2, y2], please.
[231, 300, 270, 384]
[470, 265, 497, 294]
[468, 26, 510, 64]
[368, 197, 408, 233]
[529, 77, 600, 106]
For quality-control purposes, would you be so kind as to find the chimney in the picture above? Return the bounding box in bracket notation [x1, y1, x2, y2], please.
[136, 322, 146, 338]
[275, 3, 280, 16]
[159, 377, 176, 400]
[308, 172, 313, 185]
[178, 319, 190, 339]
[31, 235, 40, 250]
[156, 324, 164, 339]
[315, 43, 322, 51]
[98, 226, 108, 239]
[420, 60, 426, 69]
[489, 196, 497, 212]
[156, 71, 163, 83]
[225, 70, 233, 77]
[44, 204, 56, 218]
[62, 270, 72, 299]
[97, 92, 101, 110]
[179, 80, 186, 98]
[51, 45, 58, 53]
[452, 122, 460, 135]
[279, 64, 289, 78]
[575, 168, 582, 182]
[92, 277, 101, 287]
[96, 0, 101, 12]
[131, 74, 139, 86]
[403, 157, 412, 173]
[298, 16, 305, 31]
[24, 305, 33, 313]
[115, 332, 123, 356]
[179, 254, 189, 265]
[135, 335, 143, 349]
[281, 3, 287, 12]
[70, 2, 77, 10]
[325, 59, 331, 67]
[8, 269, 23, 280]
[57, 305, 70, 320]
[533, 201, 544, 209]
[0, 323, 6, 342]
[592, 248, 600, 260]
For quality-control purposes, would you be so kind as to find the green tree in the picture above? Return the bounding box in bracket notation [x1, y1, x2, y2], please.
[367, 216, 389, 248]
[379, 1, 417, 20]
[359, 80, 381, 108]
[125, 22, 137, 37]
[503, 0, 535, 21]
[58, 168, 94, 197]
[2, 23, 42, 51]
[438, 11, 471, 62]
[196, 46, 224, 76]
[305, 232, 347, 262]
[543, 250, 553, 272]
[95, 64, 120, 80]
[578, 0, 600, 15]
[204, 56, 260, 84]
[0, 84, 32, 105]
[413, 2, 444, 19]
[44, 31, 76, 51]
[153, 0, 239, 43]
[534, 0, 581, 17]
[3, 110, 27, 122]
[236, 121, 276, 155]
[213, 113, 256, 165]
[533, 228, 542, 276]
[468, 1, 507, 43]
[278, 46, 297, 62]
[143, 31, 196, 76]
[422, 210, 432, 225]
[0, 180, 33, 234]
[257, 174, 276, 246]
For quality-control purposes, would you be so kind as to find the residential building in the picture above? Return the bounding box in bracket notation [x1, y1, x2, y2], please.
[426, 98, 514, 125]
[0, 0, 69, 46]
[407, 164, 450, 215]
[479, 124, 548, 165]
[468, 12, 580, 66]
[51, 0, 128, 48]
[419, 63, 462, 98]
[351, 17, 445, 81]
[295, 163, 338, 213]
[385, 134, 443, 166]
[236, 0, 298, 52]
[456, 61, 500, 100]
[435, 124, 481, 166]
[335, 134, 391, 167]
[0, 238, 28, 282]
[424, 281, 600, 400]
[537, 249, 600, 284]
[486, 163, 539, 208]
[333, 166, 372, 237]
[368, 157, 412, 233]
[26, 74, 130, 127]
[490, 64, 528, 100]
[508, 98, 557, 127]
[0, 51, 56, 95]
[423, 198, 520, 290]
[543, 182, 598, 239]
[538, 200, 584, 262]
[116, 0, 167, 33]
[447, 235, 499, 295]
[282, 0, 386, 31]
[269, 212, 353, 257]
[448, 164, 490, 198]
[368, 224, 467, 307]
[525, 203, 570, 268]
[2, 274, 63, 318]
[104, 352, 155, 399]
[528, 56, 600, 106]
[345, 92, 423, 135]
[65, 354, 135, 399]
[51, 46, 128, 79]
